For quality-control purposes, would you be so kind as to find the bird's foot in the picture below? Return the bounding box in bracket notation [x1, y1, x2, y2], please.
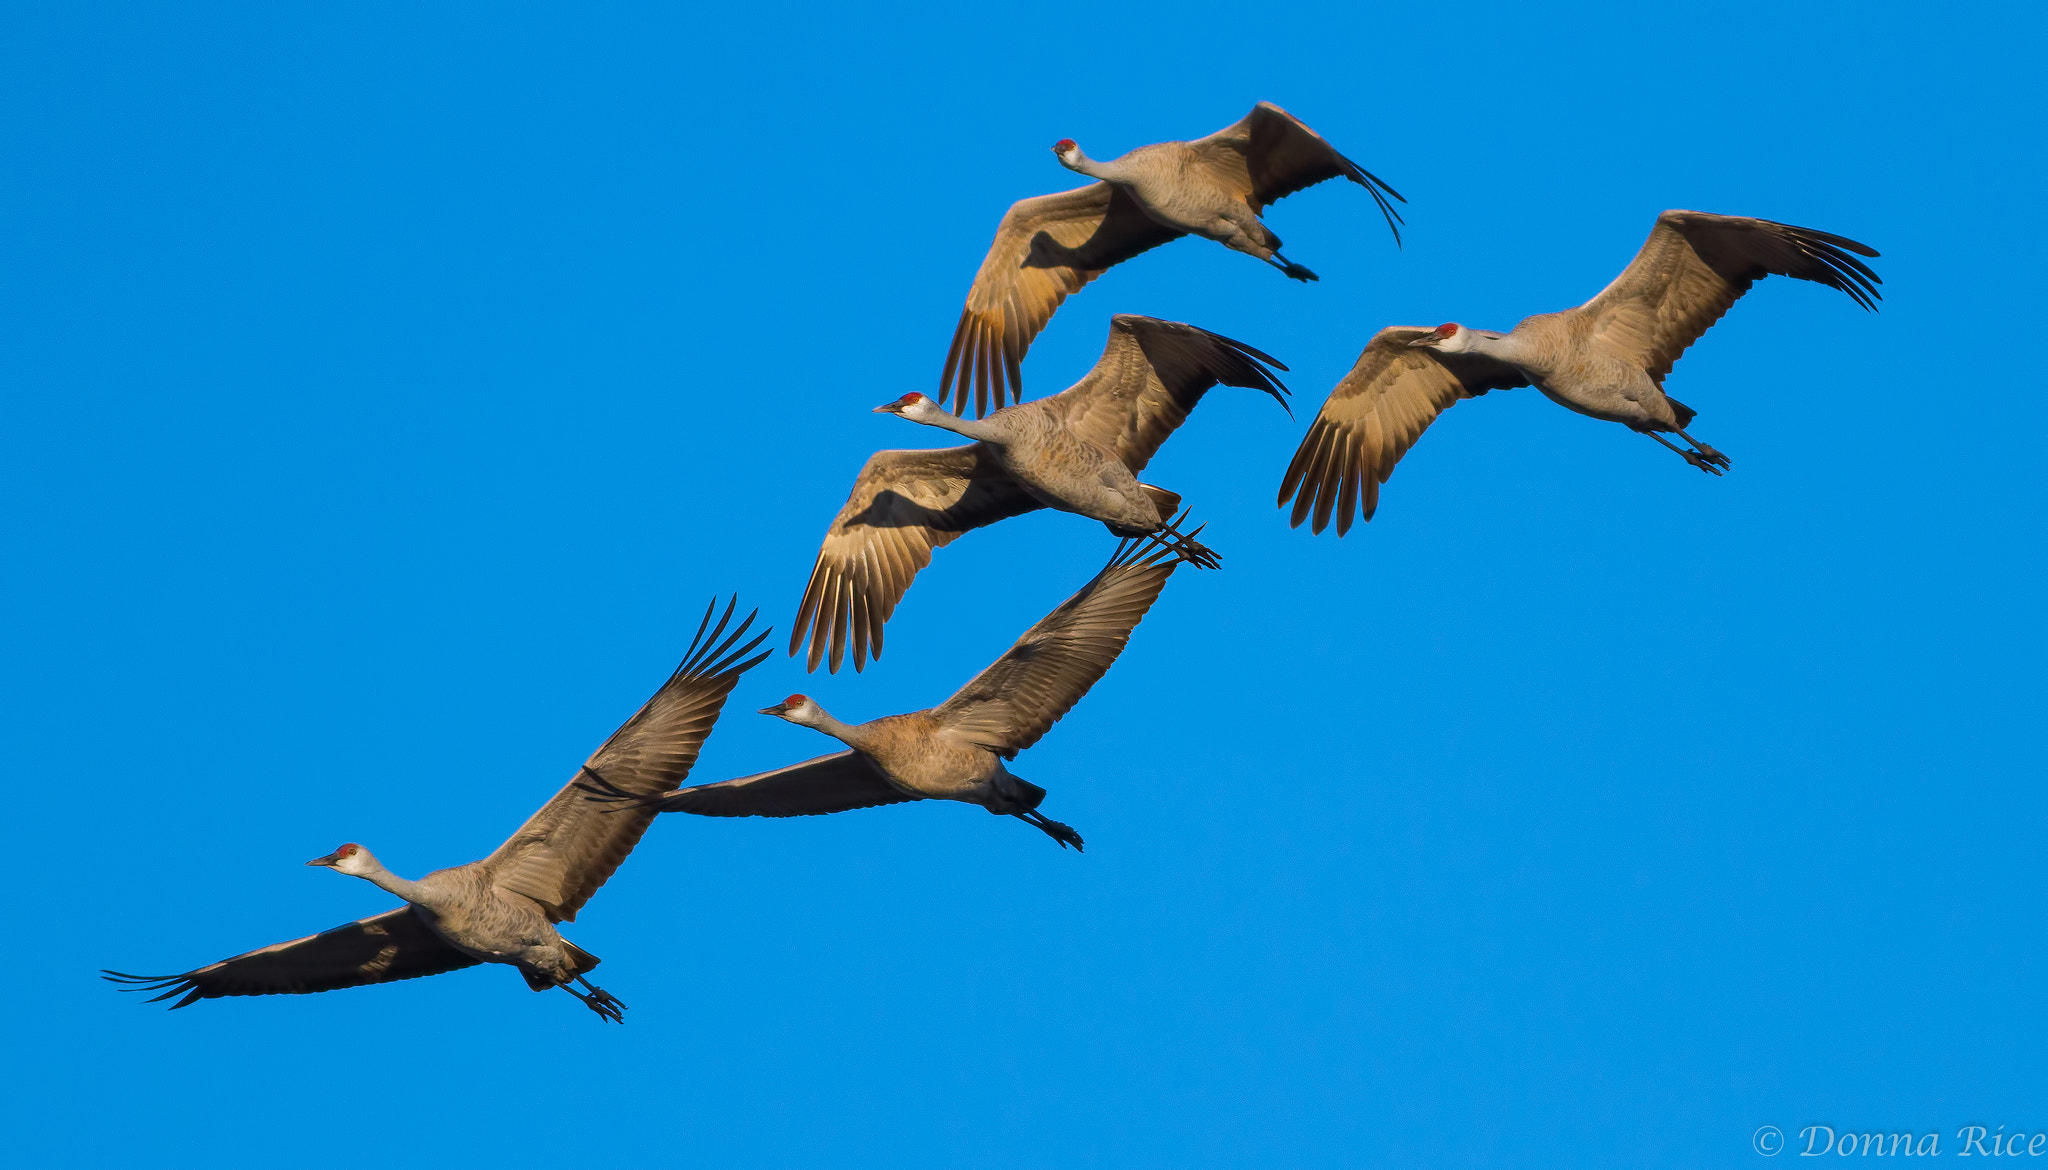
[1681, 449, 1726, 476]
[570, 977, 628, 1023]
[1175, 534, 1223, 569]
[1268, 252, 1319, 282]
[1673, 430, 1730, 471]
[1015, 810, 1085, 852]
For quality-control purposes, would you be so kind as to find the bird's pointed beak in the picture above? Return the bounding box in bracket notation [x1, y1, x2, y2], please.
[758, 701, 790, 717]
[306, 851, 344, 867]
[872, 402, 900, 414]
[1408, 333, 1441, 348]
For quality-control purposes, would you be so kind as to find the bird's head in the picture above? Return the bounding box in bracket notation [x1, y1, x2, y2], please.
[1409, 323, 1467, 352]
[873, 392, 944, 423]
[307, 842, 378, 877]
[759, 693, 820, 724]
[1051, 138, 1083, 168]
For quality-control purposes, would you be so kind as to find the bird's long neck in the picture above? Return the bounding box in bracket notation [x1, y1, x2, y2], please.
[1462, 328, 1537, 371]
[1062, 150, 1125, 183]
[801, 705, 871, 751]
[352, 857, 441, 911]
[919, 410, 1004, 443]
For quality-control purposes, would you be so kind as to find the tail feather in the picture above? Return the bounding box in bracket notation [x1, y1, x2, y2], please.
[1000, 776, 1048, 812]
[1139, 484, 1181, 519]
[561, 941, 602, 978]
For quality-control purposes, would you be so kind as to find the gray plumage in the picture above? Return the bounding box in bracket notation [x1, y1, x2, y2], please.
[794, 314, 1287, 673]
[596, 537, 1191, 850]
[943, 102, 1401, 415]
[105, 600, 770, 1022]
[1278, 210, 1882, 533]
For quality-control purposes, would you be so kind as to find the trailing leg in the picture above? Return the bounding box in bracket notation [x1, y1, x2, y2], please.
[1674, 429, 1730, 470]
[1268, 252, 1319, 282]
[1645, 430, 1725, 476]
[1011, 810, 1085, 852]
[562, 975, 627, 1023]
[1151, 510, 1221, 569]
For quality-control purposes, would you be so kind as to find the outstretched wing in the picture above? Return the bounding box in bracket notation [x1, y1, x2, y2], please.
[935, 537, 1183, 756]
[1048, 314, 1289, 475]
[618, 750, 916, 818]
[1575, 210, 1881, 382]
[941, 183, 1184, 416]
[1277, 327, 1529, 535]
[1189, 101, 1405, 241]
[104, 907, 477, 1008]
[484, 599, 770, 922]
[789, 445, 1040, 675]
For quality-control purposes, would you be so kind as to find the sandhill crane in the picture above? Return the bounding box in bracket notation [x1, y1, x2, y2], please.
[942, 102, 1401, 416]
[1277, 210, 1882, 534]
[791, 314, 1286, 673]
[589, 538, 1187, 850]
[104, 601, 770, 1022]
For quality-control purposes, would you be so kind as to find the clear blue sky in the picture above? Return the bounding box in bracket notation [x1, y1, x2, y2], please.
[3, 2, 2041, 1165]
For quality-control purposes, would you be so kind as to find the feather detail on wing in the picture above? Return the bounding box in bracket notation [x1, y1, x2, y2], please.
[1576, 210, 1881, 382]
[789, 445, 1040, 675]
[1190, 101, 1405, 242]
[941, 183, 1183, 416]
[633, 750, 916, 818]
[1278, 327, 1529, 535]
[484, 599, 769, 922]
[103, 907, 477, 1008]
[1047, 314, 1289, 474]
[935, 536, 1182, 756]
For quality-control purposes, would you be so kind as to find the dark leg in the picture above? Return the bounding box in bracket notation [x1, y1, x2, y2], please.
[1674, 429, 1730, 470]
[1011, 810, 1085, 852]
[1646, 430, 1725, 476]
[1151, 512, 1221, 569]
[563, 976, 628, 1023]
[1268, 252, 1319, 282]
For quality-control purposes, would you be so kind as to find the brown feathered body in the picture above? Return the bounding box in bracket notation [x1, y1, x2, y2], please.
[941, 103, 1400, 415]
[793, 315, 1287, 673]
[1278, 210, 1882, 534]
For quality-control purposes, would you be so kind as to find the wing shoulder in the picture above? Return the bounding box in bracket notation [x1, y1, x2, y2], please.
[485, 601, 770, 921]
[1053, 315, 1290, 474]
[1277, 327, 1526, 534]
[790, 445, 1039, 673]
[942, 183, 1184, 415]
[1192, 102, 1405, 237]
[1579, 210, 1881, 380]
[935, 538, 1182, 754]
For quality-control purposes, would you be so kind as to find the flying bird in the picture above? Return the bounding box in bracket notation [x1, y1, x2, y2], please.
[589, 537, 1189, 851]
[105, 600, 770, 1022]
[792, 314, 1287, 673]
[1278, 210, 1882, 534]
[942, 102, 1401, 415]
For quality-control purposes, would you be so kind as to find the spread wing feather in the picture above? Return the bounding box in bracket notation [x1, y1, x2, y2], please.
[1190, 102, 1405, 240]
[1277, 327, 1528, 535]
[103, 907, 477, 1008]
[1049, 315, 1290, 474]
[935, 537, 1182, 756]
[1577, 210, 1881, 382]
[484, 599, 770, 922]
[789, 445, 1040, 674]
[942, 184, 1183, 415]
[639, 750, 915, 818]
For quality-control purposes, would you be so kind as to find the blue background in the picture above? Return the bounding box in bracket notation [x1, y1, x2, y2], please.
[3, 2, 2041, 1165]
